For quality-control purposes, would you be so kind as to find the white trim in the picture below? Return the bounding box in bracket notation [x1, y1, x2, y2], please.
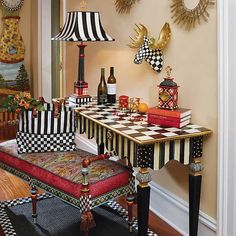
[37, 0, 42, 96]
[217, 0, 236, 235]
[149, 181, 216, 236]
[37, 0, 52, 101]
[75, 133, 98, 155]
[61, 0, 67, 97]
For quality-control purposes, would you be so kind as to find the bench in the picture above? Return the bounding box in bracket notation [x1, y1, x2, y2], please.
[0, 140, 135, 235]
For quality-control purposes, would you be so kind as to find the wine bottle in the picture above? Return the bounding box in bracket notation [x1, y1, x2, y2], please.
[97, 68, 107, 105]
[107, 67, 116, 104]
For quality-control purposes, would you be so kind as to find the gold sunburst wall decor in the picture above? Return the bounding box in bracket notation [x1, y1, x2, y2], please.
[170, 0, 215, 30]
[115, 0, 139, 14]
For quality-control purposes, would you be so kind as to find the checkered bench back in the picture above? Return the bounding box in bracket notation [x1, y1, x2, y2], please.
[16, 104, 76, 154]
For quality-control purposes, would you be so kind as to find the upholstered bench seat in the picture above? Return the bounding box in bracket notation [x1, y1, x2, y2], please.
[0, 140, 130, 200]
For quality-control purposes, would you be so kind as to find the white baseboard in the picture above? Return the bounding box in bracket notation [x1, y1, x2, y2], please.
[149, 181, 217, 236]
[76, 135, 217, 236]
[75, 133, 97, 155]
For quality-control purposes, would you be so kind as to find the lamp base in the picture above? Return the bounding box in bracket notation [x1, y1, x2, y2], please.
[69, 94, 92, 105]
[74, 81, 88, 96]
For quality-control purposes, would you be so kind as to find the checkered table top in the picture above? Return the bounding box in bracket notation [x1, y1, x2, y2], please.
[75, 103, 212, 145]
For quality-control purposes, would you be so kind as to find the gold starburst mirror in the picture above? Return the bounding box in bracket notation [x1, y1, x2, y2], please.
[115, 0, 139, 14]
[170, 0, 215, 30]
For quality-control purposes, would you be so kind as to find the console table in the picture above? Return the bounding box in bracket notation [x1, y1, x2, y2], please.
[75, 102, 212, 236]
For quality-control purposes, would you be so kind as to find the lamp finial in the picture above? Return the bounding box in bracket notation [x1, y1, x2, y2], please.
[80, 0, 87, 10]
[165, 66, 172, 78]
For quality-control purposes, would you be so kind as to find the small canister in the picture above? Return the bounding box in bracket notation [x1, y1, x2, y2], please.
[119, 95, 129, 110]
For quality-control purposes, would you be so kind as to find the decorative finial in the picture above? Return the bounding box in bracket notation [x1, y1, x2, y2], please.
[80, 0, 87, 10]
[165, 66, 172, 78]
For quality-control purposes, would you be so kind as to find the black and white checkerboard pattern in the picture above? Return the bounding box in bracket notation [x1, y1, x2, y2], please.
[16, 132, 76, 154]
[134, 37, 163, 73]
[0, 208, 16, 236]
[0, 193, 52, 236]
[107, 200, 157, 236]
[79, 195, 93, 212]
[0, 194, 156, 236]
[75, 103, 210, 169]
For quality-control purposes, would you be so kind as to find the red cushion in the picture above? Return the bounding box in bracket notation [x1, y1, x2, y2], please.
[0, 140, 129, 199]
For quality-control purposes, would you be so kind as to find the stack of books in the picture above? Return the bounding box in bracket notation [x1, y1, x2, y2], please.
[147, 107, 191, 128]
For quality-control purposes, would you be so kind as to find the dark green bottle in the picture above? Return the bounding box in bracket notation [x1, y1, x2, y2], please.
[97, 68, 107, 105]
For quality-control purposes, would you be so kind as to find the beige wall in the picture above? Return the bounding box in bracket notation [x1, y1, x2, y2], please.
[65, 0, 217, 218]
[0, 0, 32, 86]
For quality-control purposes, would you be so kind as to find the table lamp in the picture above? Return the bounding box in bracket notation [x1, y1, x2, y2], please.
[52, 11, 114, 104]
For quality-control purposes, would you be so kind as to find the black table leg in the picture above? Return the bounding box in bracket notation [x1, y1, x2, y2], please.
[137, 183, 150, 236]
[136, 144, 154, 236]
[189, 136, 204, 236]
[189, 172, 202, 236]
[98, 143, 104, 154]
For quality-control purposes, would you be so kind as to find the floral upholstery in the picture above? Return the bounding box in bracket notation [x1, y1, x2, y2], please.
[0, 140, 130, 199]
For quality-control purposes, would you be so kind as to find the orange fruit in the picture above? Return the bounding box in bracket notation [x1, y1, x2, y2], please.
[138, 103, 148, 113]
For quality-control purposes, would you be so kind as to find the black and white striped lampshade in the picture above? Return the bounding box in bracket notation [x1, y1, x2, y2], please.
[52, 11, 114, 42]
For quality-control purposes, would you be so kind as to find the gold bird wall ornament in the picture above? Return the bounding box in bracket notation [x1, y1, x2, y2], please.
[128, 23, 171, 73]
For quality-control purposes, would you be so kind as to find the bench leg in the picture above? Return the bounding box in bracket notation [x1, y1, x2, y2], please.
[30, 185, 38, 224]
[126, 194, 135, 232]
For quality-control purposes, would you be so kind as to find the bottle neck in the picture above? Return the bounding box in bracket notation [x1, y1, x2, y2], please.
[110, 67, 114, 76]
[100, 68, 105, 82]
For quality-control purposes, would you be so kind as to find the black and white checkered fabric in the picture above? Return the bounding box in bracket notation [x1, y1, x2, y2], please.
[0, 207, 16, 236]
[79, 194, 93, 212]
[107, 200, 157, 236]
[129, 175, 136, 194]
[17, 104, 76, 154]
[134, 36, 163, 73]
[0, 194, 156, 236]
[0, 193, 52, 236]
[16, 132, 76, 154]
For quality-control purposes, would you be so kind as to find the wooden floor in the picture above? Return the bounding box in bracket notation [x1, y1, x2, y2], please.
[0, 124, 182, 236]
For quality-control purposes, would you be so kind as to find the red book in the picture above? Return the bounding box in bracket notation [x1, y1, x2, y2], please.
[148, 118, 190, 128]
[148, 114, 191, 123]
[147, 107, 191, 118]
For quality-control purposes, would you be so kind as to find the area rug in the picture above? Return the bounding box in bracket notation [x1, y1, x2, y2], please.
[0, 193, 156, 236]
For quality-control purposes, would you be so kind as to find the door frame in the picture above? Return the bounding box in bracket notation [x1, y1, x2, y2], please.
[37, 0, 52, 101]
[217, 0, 236, 235]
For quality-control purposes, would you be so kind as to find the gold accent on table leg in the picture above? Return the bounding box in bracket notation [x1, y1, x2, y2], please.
[136, 168, 152, 188]
[139, 182, 149, 188]
[190, 171, 202, 177]
[189, 158, 204, 176]
[139, 167, 149, 174]
[192, 157, 201, 164]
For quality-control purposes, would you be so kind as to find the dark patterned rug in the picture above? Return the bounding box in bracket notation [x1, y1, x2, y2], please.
[0, 193, 156, 236]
